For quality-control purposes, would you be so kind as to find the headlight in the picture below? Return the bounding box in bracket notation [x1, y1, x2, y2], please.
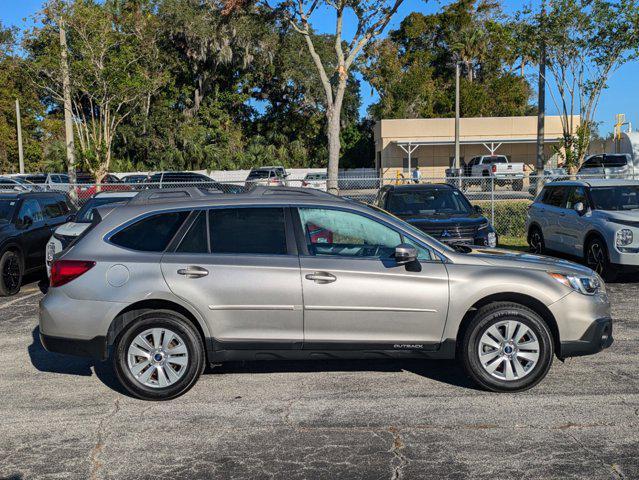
[548, 272, 605, 296]
[616, 229, 633, 247]
[487, 232, 497, 247]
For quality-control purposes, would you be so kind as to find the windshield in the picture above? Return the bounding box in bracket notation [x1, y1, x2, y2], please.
[247, 170, 273, 179]
[366, 203, 455, 254]
[387, 189, 473, 216]
[590, 186, 639, 211]
[13, 178, 33, 185]
[0, 199, 16, 221]
[76, 197, 130, 222]
[24, 175, 46, 184]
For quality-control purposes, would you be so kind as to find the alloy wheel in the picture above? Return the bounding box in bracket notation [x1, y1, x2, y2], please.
[127, 327, 189, 388]
[478, 320, 540, 381]
[586, 241, 606, 275]
[3, 256, 21, 292]
[529, 231, 543, 254]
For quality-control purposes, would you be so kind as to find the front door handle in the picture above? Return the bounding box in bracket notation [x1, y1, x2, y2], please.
[305, 272, 336, 284]
[177, 266, 209, 278]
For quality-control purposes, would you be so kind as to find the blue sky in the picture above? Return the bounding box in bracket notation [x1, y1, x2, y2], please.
[3, 0, 637, 135]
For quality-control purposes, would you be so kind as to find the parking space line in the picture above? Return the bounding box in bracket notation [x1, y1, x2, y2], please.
[0, 291, 41, 309]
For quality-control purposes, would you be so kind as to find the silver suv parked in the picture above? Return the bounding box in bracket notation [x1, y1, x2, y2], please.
[527, 179, 639, 281]
[40, 187, 613, 400]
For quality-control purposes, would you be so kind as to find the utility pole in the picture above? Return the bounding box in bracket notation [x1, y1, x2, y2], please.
[15, 99, 24, 174]
[535, 0, 546, 194]
[59, 12, 77, 200]
[454, 62, 461, 175]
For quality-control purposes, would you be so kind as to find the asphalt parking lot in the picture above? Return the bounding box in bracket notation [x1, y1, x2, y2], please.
[1, 278, 638, 480]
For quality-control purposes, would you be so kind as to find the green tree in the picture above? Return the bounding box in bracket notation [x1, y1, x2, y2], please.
[225, 0, 405, 192]
[24, 0, 167, 181]
[517, 0, 639, 171]
[363, 2, 535, 120]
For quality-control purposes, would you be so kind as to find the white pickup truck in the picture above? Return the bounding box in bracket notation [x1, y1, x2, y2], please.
[464, 155, 525, 191]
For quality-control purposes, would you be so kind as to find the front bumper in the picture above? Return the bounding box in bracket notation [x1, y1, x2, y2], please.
[560, 317, 613, 358]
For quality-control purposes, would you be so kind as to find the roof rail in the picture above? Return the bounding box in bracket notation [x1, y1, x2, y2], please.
[247, 186, 338, 199]
[128, 187, 223, 205]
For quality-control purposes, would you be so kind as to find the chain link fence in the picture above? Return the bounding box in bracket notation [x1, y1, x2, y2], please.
[25, 171, 629, 248]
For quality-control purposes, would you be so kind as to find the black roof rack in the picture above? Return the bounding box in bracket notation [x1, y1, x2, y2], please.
[127, 187, 223, 205]
[247, 186, 339, 199]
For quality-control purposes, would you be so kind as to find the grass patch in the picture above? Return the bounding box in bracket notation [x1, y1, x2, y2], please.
[498, 235, 529, 252]
[473, 199, 532, 238]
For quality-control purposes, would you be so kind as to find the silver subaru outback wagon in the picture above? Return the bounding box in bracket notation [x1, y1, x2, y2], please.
[40, 187, 613, 400]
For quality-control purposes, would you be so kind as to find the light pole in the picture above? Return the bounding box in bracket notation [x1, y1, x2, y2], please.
[535, 0, 547, 195]
[454, 62, 460, 172]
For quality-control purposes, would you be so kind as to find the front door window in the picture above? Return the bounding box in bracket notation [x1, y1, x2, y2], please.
[298, 208, 401, 259]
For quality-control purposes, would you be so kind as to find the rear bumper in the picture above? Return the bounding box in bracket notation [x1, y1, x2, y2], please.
[559, 317, 613, 358]
[40, 332, 107, 360]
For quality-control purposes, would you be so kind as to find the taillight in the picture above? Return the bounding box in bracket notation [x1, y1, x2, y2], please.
[50, 260, 96, 288]
[491, 164, 497, 173]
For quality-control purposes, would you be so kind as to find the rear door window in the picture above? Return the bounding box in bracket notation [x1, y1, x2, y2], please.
[603, 155, 629, 168]
[209, 207, 287, 255]
[110, 211, 189, 252]
[39, 196, 66, 220]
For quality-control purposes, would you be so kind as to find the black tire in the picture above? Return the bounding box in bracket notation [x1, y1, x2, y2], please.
[528, 226, 545, 254]
[584, 236, 617, 282]
[113, 310, 206, 401]
[0, 250, 23, 296]
[512, 179, 523, 191]
[461, 302, 554, 392]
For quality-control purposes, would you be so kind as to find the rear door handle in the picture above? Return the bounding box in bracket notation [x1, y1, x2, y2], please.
[177, 266, 209, 278]
[305, 272, 336, 284]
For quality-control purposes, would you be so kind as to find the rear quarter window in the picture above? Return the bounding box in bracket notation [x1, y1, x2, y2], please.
[110, 211, 189, 252]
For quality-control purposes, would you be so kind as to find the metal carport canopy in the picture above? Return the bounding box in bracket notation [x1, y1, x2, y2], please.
[394, 137, 562, 170]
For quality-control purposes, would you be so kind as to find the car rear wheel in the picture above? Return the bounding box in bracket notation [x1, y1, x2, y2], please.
[528, 227, 545, 254]
[113, 311, 205, 401]
[461, 302, 553, 392]
[585, 236, 617, 282]
[0, 250, 23, 296]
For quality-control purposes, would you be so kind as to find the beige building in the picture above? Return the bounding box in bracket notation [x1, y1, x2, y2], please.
[373, 115, 580, 179]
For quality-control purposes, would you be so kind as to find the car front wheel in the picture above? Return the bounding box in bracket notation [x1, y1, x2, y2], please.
[461, 302, 554, 392]
[585, 236, 617, 282]
[528, 227, 545, 254]
[113, 311, 205, 401]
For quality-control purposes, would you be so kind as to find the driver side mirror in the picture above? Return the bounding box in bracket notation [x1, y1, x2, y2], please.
[473, 205, 483, 214]
[395, 244, 418, 265]
[574, 202, 586, 215]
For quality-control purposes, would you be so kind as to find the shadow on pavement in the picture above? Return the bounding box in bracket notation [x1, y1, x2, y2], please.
[28, 326, 478, 394]
[28, 327, 129, 397]
[207, 358, 479, 390]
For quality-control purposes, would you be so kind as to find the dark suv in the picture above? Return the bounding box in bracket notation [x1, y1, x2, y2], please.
[0, 191, 74, 295]
[376, 184, 497, 247]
